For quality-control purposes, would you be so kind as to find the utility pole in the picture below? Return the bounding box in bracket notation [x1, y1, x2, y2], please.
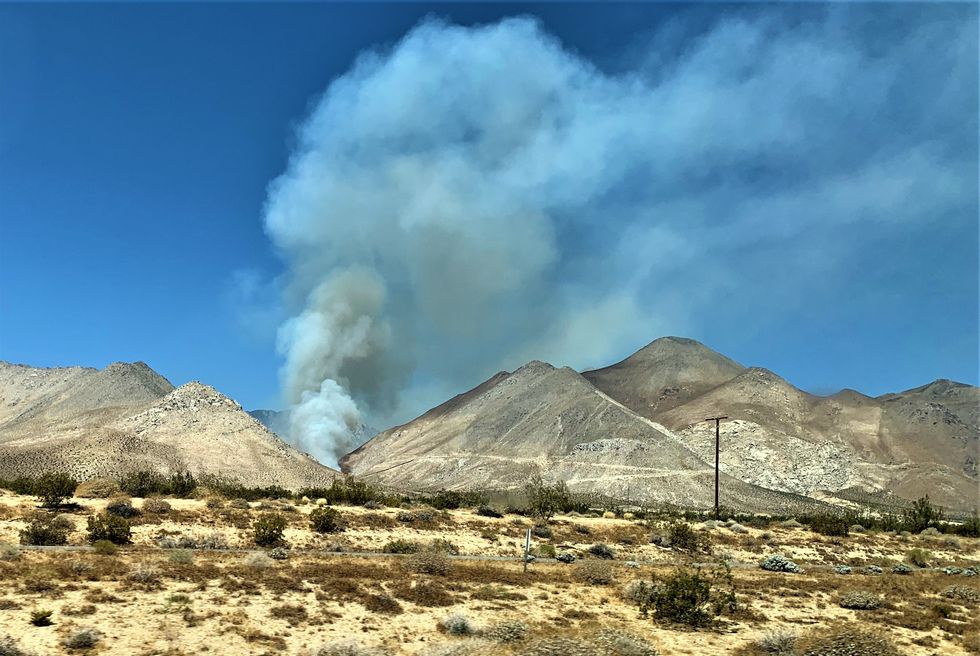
[704, 416, 729, 519]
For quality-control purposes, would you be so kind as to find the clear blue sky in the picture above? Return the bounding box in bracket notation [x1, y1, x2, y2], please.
[1, 2, 976, 414]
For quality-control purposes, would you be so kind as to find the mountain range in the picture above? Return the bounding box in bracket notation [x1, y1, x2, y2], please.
[1, 336, 976, 510]
[0, 361, 337, 488]
[342, 337, 978, 511]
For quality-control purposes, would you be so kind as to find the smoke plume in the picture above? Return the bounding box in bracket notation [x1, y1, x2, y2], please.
[263, 12, 974, 465]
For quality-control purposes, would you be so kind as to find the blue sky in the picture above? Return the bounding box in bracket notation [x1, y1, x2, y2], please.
[1, 2, 977, 419]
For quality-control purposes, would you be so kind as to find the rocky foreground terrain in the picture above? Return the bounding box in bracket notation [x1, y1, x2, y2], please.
[0, 362, 337, 489]
[344, 337, 979, 511]
[0, 486, 978, 656]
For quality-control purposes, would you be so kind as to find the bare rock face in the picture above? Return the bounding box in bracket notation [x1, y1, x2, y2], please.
[0, 362, 338, 489]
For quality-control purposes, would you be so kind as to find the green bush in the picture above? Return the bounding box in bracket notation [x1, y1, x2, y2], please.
[666, 521, 712, 554]
[92, 539, 119, 556]
[299, 476, 394, 506]
[86, 512, 131, 544]
[589, 543, 615, 559]
[808, 513, 850, 537]
[252, 513, 287, 547]
[118, 470, 165, 497]
[310, 506, 344, 534]
[903, 496, 945, 533]
[34, 472, 77, 508]
[476, 505, 503, 518]
[639, 564, 736, 627]
[524, 474, 571, 521]
[19, 513, 72, 546]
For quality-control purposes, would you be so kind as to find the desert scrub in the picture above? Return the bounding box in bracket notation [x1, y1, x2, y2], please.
[407, 550, 452, 576]
[168, 549, 194, 564]
[476, 505, 502, 518]
[942, 585, 980, 604]
[591, 629, 659, 656]
[588, 543, 615, 559]
[310, 506, 345, 533]
[760, 553, 801, 573]
[74, 478, 120, 499]
[439, 613, 475, 636]
[105, 496, 140, 518]
[19, 513, 72, 546]
[891, 563, 913, 575]
[575, 559, 614, 585]
[807, 513, 850, 537]
[30, 609, 54, 626]
[142, 497, 171, 514]
[747, 629, 797, 655]
[268, 546, 289, 560]
[639, 565, 736, 627]
[0, 633, 30, 656]
[63, 628, 101, 650]
[246, 552, 275, 568]
[91, 539, 118, 555]
[126, 563, 161, 588]
[905, 547, 932, 568]
[652, 521, 712, 555]
[313, 642, 391, 656]
[794, 623, 898, 656]
[0, 542, 20, 561]
[838, 591, 882, 610]
[252, 513, 287, 547]
[485, 620, 529, 642]
[34, 472, 77, 508]
[86, 512, 131, 544]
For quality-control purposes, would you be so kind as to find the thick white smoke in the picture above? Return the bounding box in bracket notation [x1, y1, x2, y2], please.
[263, 14, 973, 465]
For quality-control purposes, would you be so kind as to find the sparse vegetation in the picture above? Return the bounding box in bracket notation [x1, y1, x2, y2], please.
[252, 513, 287, 547]
[63, 628, 101, 650]
[33, 472, 77, 508]
[86, 512, 131, 544]
[29, 609, 54, 626]
[19, 512, 72, 546]
[638, 564, 736, 627]
[310, 506, 345, 533]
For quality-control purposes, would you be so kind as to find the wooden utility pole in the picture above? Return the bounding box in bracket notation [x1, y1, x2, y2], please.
[704, 416, 728, 518]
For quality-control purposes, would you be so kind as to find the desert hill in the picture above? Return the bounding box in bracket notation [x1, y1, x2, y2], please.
[341, 360, 823, 513]
[343, 337, 977, 511]
[584, 339, 979, 510]
[0, 361, 337, 489]
[582, 336, 745, 416]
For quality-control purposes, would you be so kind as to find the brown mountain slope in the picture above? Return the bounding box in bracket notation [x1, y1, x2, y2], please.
[582, 336, 744, 416]
[0, 362, 338, 489]
[585, 341, 980, 510]
[342, 361, 823, 513]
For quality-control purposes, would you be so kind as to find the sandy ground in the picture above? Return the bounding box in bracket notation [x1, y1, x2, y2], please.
[1, 491, 978, 655]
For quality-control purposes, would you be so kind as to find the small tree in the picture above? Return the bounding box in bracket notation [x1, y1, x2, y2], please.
[524, 474, 571, 522]
[34, 472, 77, 508]
[253, 513, 287, 547]
[903, 495, 945, 533]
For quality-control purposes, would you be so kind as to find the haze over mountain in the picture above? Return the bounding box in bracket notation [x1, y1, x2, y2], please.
[0, 361, 337, 489]
[345, 337, 979, 511]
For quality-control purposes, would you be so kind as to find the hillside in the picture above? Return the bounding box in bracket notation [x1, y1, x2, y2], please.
[0, 361, 338, 489]
[585, 341, 978, 510]
[342, 360, 823, 513]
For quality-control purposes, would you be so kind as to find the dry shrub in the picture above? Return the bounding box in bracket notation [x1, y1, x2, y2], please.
[314, 642, 391, 656]
[269, 603, 308, 627]
[838, 591, 882, 610]
[575, 560, 614, 585]
[407, 550, 452, 576]
[63, 628, 101, 650]
[142, 497, 172, 514]
[393, 579, 454, 607]
[0, 633, 31, 656]
[794, 623, 898, 656]
[363, 593, 403, 615]
[75, 478, 119, 499]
